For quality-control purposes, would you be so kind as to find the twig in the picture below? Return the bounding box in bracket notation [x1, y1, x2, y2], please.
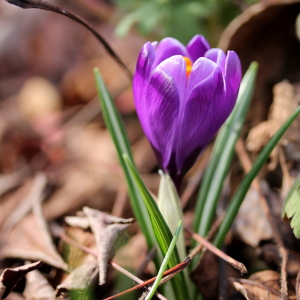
[5, 0, 132, 79]
[104, 257, 191, 300]
[185, 227, 247, 275]
[188, 215, 223, 260]
[135, 246, 157, 277]
[235, 138, 288, 300]
[111, 184, 128, 217]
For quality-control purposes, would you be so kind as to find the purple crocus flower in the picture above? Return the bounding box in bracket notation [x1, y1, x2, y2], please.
[133, 35, 242, 188]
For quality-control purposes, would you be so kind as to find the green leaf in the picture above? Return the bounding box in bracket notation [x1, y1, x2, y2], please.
[193, 62, 259, 240]
[158, 172, 186, 261]
[214, 105, 300, 248]
[123, 154, 191, 300]
[145, 221, 182, 300]
[93, 68, 155, 249]
[282, 177, 300, 238]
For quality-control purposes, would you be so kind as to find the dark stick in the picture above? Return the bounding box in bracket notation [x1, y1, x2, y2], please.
[5, 0, 132, 79]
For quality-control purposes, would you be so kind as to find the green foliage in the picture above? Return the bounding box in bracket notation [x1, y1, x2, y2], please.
[214, 106, 300, 248]
[114, 0, 257, 44]
[94, 68, 156, 250]
[145, 221, 182, 300]
[282, 177, 300, 238]
[123, 155, 191, 300]
[193, 62, 258, 248]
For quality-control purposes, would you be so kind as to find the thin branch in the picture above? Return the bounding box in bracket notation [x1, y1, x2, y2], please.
[185, 227, 247, 275]
[5, 0, 132, 79]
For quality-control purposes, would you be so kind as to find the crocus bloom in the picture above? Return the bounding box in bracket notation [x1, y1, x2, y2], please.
[133, 35, 242, 187]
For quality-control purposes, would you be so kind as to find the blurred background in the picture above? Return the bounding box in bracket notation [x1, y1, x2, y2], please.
[1, 0, 300, 299]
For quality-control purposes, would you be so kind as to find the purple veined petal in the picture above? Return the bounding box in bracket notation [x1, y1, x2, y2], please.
[176, 67, 226, 174]
[152, 37, 189, 70]
[133, 42, 156, 141]
[186, 57, 219, 98]
[145, 56, 186, 169]
[221, 51, 242, 118]
[187, 35, 210, 62]
[205, 48, 227, 75]
[225, 51, 242, 100]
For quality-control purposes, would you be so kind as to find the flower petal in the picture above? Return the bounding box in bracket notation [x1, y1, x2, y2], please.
[225, 51, 242, 103]
[133, 42, 156, 139]
[152, 38, 189, 70]
[145, 56, 186, 168]
[186, 57, 218, 98]
[187, 35, 210, 62]
[176, 67, 225, 174]
[205, 48, 227, 75]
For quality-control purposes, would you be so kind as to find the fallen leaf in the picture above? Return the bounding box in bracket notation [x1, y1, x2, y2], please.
[230, 270, 283, 300]
[81, 207, 133, 285]
[1, 174, 68, 270]
[233, 185, 272, 247]
[56, 257, 98, 295]
[23, 269, 56, 300]
[261, 244, 300, 276]
[246, 81, 300, 170]
[0, 261, 43, 299]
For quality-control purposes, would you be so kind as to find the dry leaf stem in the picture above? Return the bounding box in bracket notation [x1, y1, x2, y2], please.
[235, 138, 288, 300]
[185, 227, 247, 274]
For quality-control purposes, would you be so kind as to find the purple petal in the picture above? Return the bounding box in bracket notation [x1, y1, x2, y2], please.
[176, 67, 226, 173]
[205, 48, 227, 75]
[133, 42, 156, 140]
[152, 37, 189, 70]
[186, 57, 219, 98]
[225, 51, 242, 103]
[187, 35, 210, 62]
[144, 56, 186, 168]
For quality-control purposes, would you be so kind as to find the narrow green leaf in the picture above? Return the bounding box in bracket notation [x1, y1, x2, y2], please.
[282, 176, 300, 238]
[123, 154, 191, 300]
[193, 62, 258, 239]
[158, 172, 186, 261]
[93, 68, 155, 249]
[145, 221, 182, 300]
[214, 106, 300, 248]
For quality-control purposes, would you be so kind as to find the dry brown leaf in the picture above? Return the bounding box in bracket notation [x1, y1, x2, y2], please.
[233, 185, 272, 247]
[81, 207, 133, 285]
[56, 257, 98, 295]
[0, 261, 43, 299]
[261, 244, 300, 276]
[1, 214, 67, 271]
[231, 271, 281, 300]
[23, 269, 56, 300]
[42, 126, 123, 221]
[1, 175, 67, 270]
[246, 81, 300, 170]
[219, 1, 300, 128]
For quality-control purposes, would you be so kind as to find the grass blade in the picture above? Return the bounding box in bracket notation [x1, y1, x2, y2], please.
[214, 106, 300, 248]
[123, 154, 191, 300]
[93, 68, 155, 249]
[145, 221, 182, 300]
[193, 62, 258, 239]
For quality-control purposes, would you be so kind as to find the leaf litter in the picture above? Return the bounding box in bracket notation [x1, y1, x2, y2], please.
[1, 0, 300, 299]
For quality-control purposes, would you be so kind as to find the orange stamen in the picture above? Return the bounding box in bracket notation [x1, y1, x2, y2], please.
[183, 56, 192, 78]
